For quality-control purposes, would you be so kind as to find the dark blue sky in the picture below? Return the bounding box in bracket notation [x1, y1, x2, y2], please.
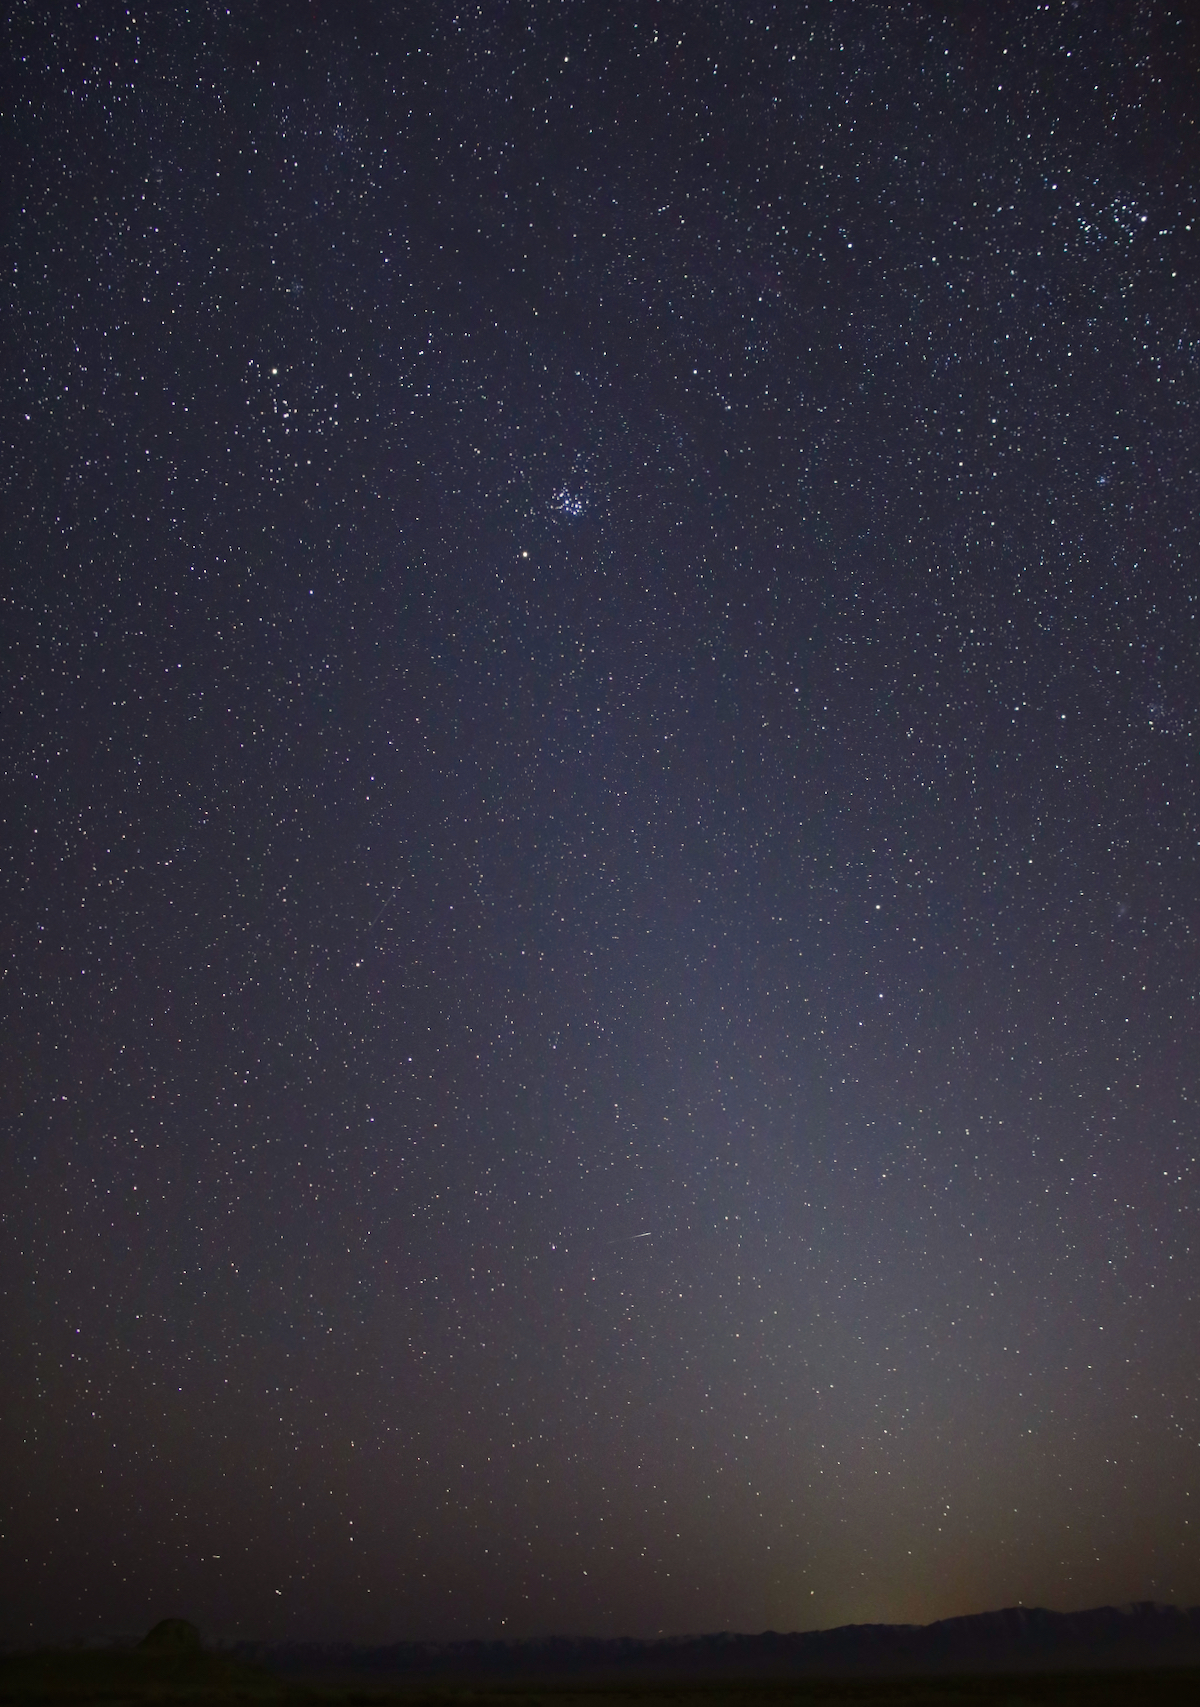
[2, 0, 1198, 1646]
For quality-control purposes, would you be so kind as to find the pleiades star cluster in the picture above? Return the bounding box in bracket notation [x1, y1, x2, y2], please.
[2, 0, 1198, 1649]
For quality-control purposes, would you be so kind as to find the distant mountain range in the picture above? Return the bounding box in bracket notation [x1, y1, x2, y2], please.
[254, 1602, 1200, 1677]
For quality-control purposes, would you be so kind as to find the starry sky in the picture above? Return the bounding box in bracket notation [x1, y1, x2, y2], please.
[3, 0, 1199, 1651]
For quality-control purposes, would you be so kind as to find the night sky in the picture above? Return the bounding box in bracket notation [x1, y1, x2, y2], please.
[3, 0, 1200, 1651]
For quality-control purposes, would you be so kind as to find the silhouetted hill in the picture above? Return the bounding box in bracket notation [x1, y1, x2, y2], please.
[256, 1602, 1200, 1679]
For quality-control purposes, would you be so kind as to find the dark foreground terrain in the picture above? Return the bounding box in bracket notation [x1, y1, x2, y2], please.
[0, 1644, 283, 1702]
[4, 1660, 1200, 1707]
[7, 1607, 1200, 1705]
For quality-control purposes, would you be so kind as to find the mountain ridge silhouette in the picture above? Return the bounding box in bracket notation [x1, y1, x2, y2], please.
[252, 1601, 1200, 1677]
